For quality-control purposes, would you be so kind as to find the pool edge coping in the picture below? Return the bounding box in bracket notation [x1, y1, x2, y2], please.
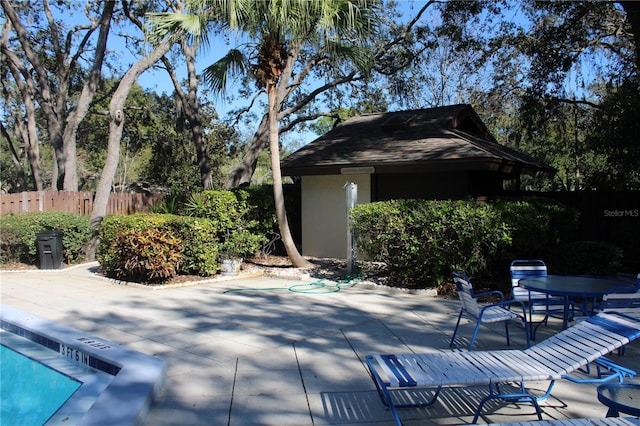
[1, 304, 166, 426]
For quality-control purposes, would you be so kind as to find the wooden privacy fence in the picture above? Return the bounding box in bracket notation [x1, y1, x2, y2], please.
[0, 191, 163, 216]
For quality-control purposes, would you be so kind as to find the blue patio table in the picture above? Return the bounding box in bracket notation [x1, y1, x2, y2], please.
[518, 275, 637, 329]
[597, 383, 640, 417]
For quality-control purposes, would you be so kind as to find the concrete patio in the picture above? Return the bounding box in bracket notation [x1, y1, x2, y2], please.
[1, 263, 638, 425]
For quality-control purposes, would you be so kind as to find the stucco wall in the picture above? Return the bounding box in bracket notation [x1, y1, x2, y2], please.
[301, 174, 371, 258]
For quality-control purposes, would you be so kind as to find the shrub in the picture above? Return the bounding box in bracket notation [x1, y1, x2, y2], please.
[490, 197, 579, 282]
[98, 215, 168, 277]
[0, 212, 91, 265]
[351, 199, 510, 287]
[167, 216, 219, 275]
[107, 228, 183, 283]
[549, 240, 623, 276]
[184, 190, 242, 228]
[242, 185, 281, 254]
[351, 198, 586, 288]
[0, 229, 26, 264]
[97, 214, 219, 280]
[493, 197, 579, 262]
[182, 190, 266, 259]
[148, 193, 187, 214]
[172, 185, 298, 257]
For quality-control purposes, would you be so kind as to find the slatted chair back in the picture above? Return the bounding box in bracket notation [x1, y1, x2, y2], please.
[601, 289, 640, 313]
[452, 272, 482, 317]
[510, 259, 548, 301]
[509, 259, 566, 340]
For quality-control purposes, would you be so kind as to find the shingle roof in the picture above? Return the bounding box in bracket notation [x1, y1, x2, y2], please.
[281, 104, 555, 177]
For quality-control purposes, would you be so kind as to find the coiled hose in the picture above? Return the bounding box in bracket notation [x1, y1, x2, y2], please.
[223, 275, 361, 294]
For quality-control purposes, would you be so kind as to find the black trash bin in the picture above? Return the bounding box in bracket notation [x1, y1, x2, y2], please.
[36, 230, 64, 269]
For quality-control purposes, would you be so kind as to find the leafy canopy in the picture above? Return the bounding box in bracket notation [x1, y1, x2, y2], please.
[148, 0, 380, 93]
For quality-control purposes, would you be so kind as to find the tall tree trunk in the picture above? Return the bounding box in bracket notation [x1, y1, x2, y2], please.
[1, 20, 39, 190]
[162, 38, 212, 189]
[62, 1, 114, 190]
[87, 40, 173, 260]
[1, 0, 92, 190]
[225, 43, 303, 189]
[182, 40, 213, 189]
[174, 40, 213, 189]
[22, 90, 42, 191]
[1, 123, 29, 190]
[225, 115, 269, 189]
[267, 81, 311, 268]
[1, 51, 43, 190]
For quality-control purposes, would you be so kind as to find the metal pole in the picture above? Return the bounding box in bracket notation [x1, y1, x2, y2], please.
[343, 182, 358, 275]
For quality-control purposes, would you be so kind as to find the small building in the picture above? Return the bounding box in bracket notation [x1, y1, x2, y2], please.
[281, 104, 554, 259]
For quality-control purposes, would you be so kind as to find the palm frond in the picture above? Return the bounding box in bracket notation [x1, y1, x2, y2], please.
[151, 0, 382, 95]
[304, 0, 378, 36]
[202, 49, 248, 96]
[146, 12, 211, 46]
[196, 0, 257, 31]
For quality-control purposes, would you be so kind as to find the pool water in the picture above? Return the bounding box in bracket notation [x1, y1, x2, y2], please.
[0, 344, 81, 425]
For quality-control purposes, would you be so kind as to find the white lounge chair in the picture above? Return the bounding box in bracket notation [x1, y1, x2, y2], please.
[365, 311, 640, 425]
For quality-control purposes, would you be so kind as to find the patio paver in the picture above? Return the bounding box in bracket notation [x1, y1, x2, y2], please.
[1, 263, 638, 425]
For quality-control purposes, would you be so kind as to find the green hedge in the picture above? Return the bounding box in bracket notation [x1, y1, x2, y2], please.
[242, 185, 281, 253]
[350, 198, 586, 289]
[149, 185, 299, 256]
[0, 212, 91, 266]
[97, 214, 219, 282]
[182, 190, 266, 259]
[97, 189, 276, 283]
[351, 199, 511, 287]
[492, 197, 579, 262]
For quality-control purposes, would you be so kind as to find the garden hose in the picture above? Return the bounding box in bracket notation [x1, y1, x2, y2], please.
[223, 275, 362, 295]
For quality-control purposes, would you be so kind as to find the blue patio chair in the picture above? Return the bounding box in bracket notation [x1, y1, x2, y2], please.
[450, 272, 530, 351]
[510, 259, 565, 339]
[594, 273, 640, 319]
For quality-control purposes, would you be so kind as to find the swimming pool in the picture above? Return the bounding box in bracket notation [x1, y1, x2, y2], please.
[0, 329, 114, 425]
[0, 305, 166, 425]
[1, 344, 81, 425]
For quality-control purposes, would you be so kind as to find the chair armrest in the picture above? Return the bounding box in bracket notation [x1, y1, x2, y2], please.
[479, 299, 528, 319]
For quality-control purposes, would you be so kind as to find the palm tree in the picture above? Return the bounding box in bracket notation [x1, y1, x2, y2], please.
[148, 0, 379, 268]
